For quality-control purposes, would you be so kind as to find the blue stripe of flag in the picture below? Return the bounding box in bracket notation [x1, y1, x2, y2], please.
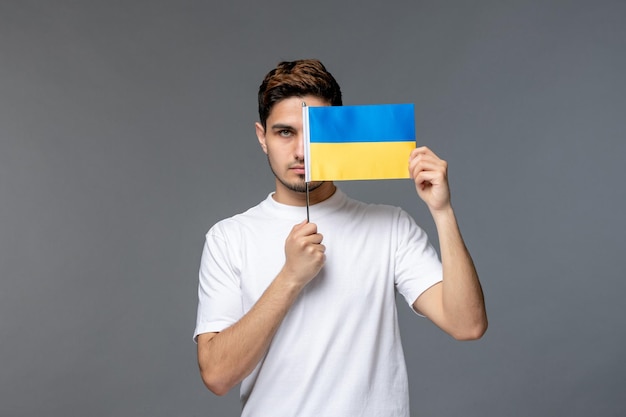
[308, 103, 415, 143]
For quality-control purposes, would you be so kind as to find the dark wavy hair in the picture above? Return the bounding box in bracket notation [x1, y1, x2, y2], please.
[257, 59, 342, 128]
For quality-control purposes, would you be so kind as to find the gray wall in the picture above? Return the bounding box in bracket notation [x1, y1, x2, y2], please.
[1, 1, 624, 416]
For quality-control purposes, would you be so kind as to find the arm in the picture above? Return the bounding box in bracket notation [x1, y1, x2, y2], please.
[408, 146, 487, 340]
[197, 220, 325, 395]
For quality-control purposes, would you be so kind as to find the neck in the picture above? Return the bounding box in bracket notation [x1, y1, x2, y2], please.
[273, 181, 336, 206]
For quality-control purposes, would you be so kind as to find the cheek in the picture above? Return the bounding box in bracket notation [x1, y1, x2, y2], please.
[266, 142, 284, 160]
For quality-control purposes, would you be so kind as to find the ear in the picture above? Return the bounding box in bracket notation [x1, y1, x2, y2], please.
[255, 122, 268, 154]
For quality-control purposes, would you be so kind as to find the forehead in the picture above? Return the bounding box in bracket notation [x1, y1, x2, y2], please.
[267, 95, 330, 125]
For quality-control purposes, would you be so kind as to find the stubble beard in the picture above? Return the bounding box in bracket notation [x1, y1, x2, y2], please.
[267, 156, 324, 193]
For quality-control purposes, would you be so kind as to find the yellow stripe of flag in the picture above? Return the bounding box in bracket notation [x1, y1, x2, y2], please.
[310, 141, 415, 181]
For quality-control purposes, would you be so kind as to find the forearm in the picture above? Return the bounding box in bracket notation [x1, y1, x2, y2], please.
[198, 270, 305, 395]
[432, 206, 487, 339]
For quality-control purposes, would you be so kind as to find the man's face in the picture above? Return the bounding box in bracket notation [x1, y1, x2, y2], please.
[255, 95, 329, 196]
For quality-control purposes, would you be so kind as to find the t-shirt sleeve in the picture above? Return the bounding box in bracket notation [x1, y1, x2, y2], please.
[394, 209, 443, 314]
[193, 225, 244, 342]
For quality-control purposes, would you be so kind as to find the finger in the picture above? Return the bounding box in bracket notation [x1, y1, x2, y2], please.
[409, 147, 443, 161]
[409, 160, 447, 179]
[410, 146, 436, 159]
[305, 233, 324, 245]
[414, 170, 445, 188]
[304, 242, 326, 259]
[290, 220, 307, 235]
[409, 153, 445, 171]
[409, 156, 445, 172]
[293, 221, 318, 235]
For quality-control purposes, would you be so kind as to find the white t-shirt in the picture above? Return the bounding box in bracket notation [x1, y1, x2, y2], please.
[194, 189, 442, 417]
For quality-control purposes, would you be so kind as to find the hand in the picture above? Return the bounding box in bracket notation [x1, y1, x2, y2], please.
[282, 220, 326, 287]
[408, 146, 451, 213]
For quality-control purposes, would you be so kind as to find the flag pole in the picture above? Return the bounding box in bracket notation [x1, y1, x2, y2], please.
[302, 100, 310, 222]
[306, 182, 310, 222]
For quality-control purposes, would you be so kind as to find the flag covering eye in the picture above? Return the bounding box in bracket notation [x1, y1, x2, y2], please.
[303, 103, 416, 182]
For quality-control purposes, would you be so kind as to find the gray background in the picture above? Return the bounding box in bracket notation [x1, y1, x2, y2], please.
[1, 0, 624, 416]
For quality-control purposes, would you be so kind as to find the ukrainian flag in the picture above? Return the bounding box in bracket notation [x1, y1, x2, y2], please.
[303, 104, 416, 182]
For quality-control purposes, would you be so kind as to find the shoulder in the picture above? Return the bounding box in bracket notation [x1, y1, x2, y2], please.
[205, 193, 297, 248]
[211, 194, 276, 228]
[205, 197, 269, 239]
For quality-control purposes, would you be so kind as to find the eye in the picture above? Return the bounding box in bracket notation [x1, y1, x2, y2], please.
[278, 129, 293, 137]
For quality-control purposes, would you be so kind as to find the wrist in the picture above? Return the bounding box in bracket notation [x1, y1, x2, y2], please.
[430, 204, 455, 226]
[276, 268, 308, 294]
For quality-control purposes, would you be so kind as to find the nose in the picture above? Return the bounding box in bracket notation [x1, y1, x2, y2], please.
[295, 133, 305, 161]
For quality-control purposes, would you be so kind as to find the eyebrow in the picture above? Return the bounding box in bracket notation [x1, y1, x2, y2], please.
[270, 123, 295, 130]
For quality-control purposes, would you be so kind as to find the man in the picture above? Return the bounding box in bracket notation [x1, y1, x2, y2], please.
[194, 59, 487, 416]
